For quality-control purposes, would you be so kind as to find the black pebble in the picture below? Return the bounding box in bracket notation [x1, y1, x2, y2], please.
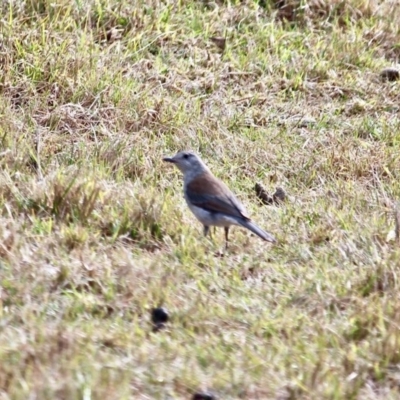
[192, 392, 216, 400]
[151, 307, 169, 324]
[380, 68, 400, 82]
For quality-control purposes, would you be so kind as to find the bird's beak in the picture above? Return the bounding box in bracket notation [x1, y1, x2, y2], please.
[163, 157, 176, 163]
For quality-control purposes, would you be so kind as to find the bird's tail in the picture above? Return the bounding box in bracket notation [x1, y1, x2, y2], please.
[239, 220, 277, 243]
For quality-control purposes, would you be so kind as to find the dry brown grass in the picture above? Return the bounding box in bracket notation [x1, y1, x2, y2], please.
[1, 0, 400, 398]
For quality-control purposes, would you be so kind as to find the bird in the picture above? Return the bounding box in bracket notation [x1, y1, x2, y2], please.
[163, 151, 276, 248]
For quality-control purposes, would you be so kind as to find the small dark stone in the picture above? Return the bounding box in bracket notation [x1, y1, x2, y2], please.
[192, 392, 216, 400]
[210, 37, 226, 52]
[380, 68, 400, 82]
[151, 307, 169, 325]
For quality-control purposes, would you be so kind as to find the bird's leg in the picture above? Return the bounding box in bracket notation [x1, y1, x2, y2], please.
[224, 227, 229, 249]
[203, 225, 210, 237]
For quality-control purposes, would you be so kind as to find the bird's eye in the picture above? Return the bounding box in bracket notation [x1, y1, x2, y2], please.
[183, 154, 190, 159]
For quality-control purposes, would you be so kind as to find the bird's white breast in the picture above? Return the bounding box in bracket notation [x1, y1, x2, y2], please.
[185, 199, 240, 228]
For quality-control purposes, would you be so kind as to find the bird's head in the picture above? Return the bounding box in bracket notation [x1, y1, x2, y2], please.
[163, 151, 208, 176]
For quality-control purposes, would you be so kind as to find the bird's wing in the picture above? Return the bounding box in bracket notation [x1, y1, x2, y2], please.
[186, 172, 250, 220]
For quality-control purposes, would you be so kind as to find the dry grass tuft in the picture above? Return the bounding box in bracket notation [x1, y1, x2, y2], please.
[1, 0, 400, 398]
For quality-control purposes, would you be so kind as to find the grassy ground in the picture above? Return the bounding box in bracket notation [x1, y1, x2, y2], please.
[1, 0, 400, 398]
